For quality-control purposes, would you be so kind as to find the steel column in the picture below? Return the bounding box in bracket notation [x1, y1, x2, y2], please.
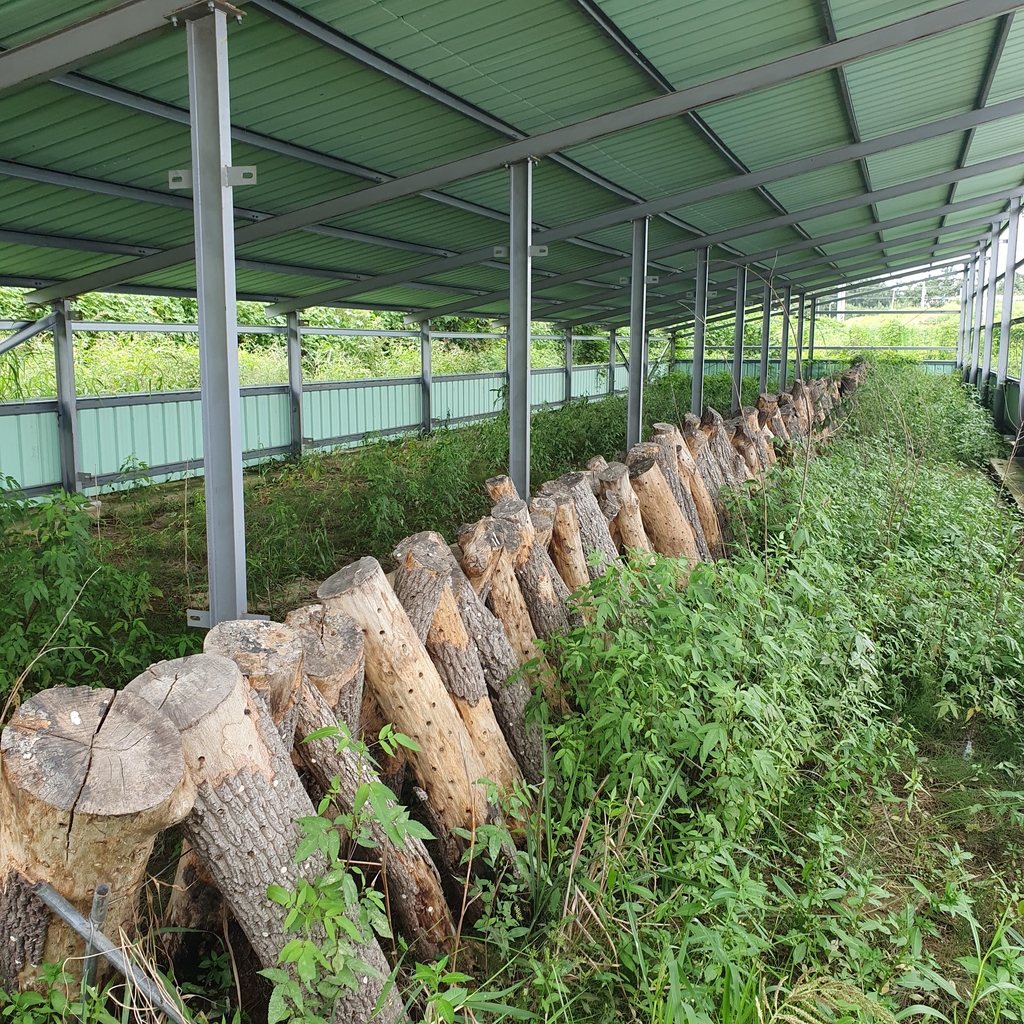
[970, 241, 987, 385]
[564, 328, 573, 404]
[420, 320, 432, 432]
[981, 223, 1001, 393]
[608, 327, 616, 393]
[286, 311, 303, 456]
[691, 246, 709, 416]
[962, 255, 978, 375]
[187, 7, 247, 626]
[759, 279, 772, 392]
[779, 285, 792, 390]
[731, 265, 746, 411]
[795, 291, 805, 381]
[996, 196, 1020, 427]
[508, 160, 532, 498]
[627, 217, 649, 448]
[669, 328, 678, 372]
[956, 268, 969, 368]
[808, 297, 817, 371]
[52, 299, 79, 493]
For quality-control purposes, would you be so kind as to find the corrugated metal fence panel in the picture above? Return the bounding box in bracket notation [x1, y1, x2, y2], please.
[241, 389, 291, 455]
[304, 379, 422, 444]
[571, 364, 605, 398]
[0, 403, 61, 491]
[532, 368, 566, 407]
[434, 372, 504, 423]
[614, 365, 629, 391]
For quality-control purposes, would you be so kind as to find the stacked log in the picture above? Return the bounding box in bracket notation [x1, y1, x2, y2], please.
[597, 462, 652, 554]
[538, 472, 618, 578]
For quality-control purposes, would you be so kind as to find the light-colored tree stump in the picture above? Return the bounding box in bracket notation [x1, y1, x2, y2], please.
[528, 496, 556, 549]
[626, 456, 698, 567]
[285, 604, 364, 737]
[318, 558, 491, 837]
[294, 678, 454, 959]
[651, 423, 723, 558]
[757, 393, 790, 443]
[598, 463, 652, 553]
[485, 475, 519, 503]
[740, 407, 775, 467]
[126, 654, 400, 1024]
[392, 532, 523, 797]
[585, 455, 608, 494]
[540, 472, 617, 578]
[203, 620, 304, 748]
[702, 407, 753, 484]
[542, 490, 590, 592]
[0, 686, 195, 990]
[634, 439, 710, 561]
[682, 413, 727, 503]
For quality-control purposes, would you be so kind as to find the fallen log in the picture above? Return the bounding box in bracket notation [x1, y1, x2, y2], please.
[318, 558, 491, 836]
[203, 620, 304, 747]
[392, 532, 523, 796]
[626, 456, 698, 566]
[0, 687, 194, 990]
[598, 462, 652, 553]
[285, 604, 364, 736]
[126, 654, 400, 1024]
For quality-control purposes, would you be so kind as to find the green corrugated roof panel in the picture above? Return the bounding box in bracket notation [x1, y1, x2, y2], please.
[672, 192, 791, 238]
[769, 164, 867, 214]
[880, 220, 941, 241]
[873, 186, 952, 222]
[796, 206, 876, 236]
[952, 167, 1024, 203]
[845, 22, 994, 138]
[865, 135, 964, 190]
[963, 113, 1024, 166]
[701, 73, 852, 171]
[0, 241, 126, 280]
[987, 15, 1024, 105]
[944, 203, 1005, 226]
[0, 0, 124, 47]
[830, 0, 960, 39]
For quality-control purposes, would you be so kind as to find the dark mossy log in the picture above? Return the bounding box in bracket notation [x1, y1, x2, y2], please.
[126, 654, 400, 1024]
[633, 439, 711, 561]
[701, 407, 753, 484]
[318, 557, 491, 836]
[457, 518, 557, 700]
[392, 531, 523, 796]
[294, 677, 454, 959]
[0, 687, 195, 991]
[540, 472, 618, 578]
[681, 413, 727, 502]
[626, 456, 698, 567]
[485, 475, 519, 503]
[598, 462, 653, 552]
[541, 489, 590, 592]
[492, 497, 577, 638]
[203, 620, 304, 747]
[740, 407, 775, 467]
[650, 423, 723, 558]
[284, 604, 364, 736]
[757, 393, 790, 443]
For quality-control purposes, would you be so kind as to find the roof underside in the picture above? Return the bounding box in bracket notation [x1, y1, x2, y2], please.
[1, 0, 1021, 327]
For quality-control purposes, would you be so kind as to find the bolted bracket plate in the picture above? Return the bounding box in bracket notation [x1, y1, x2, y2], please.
[224, 165, 257, 187]
[166, 0, 245, 25]
[168, 169, 192, 190]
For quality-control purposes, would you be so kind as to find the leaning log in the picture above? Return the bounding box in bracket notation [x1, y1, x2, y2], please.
[681, 413, 727, 503]
[126, 654, 400, 1024]
[598, 462, 652, 553]
[634, 439, 710, 561]
[627, 457, 698, 566]
[0, 686, 195, 990]
[392, 532, 523, 797]
[702, 407, 753, 484]
[318, 558, 491, 836]
[540, 472, 618, 578]
[651, 423, 723, 557]
[543, 490, 590, 592]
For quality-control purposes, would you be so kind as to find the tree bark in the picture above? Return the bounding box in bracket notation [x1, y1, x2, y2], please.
[203, 620, 304, 748]
[294, 678, 454, 960]
[0, 686, 194, 991]
[126, 654, 401, 1024]
[285, 604, 364, 737]
[702, 407, 753, 484]
[318, 558, 492, 837]
[757, 393, 790, 443]
[597, 462, 652, 553]
[740, 406, 775, 467]
[540, 472, 618, 578]
[542, 489, 590, 592]
[528, 496, 555, 549]
[681, 412, 727, 503]
[392, 532, 523, 797]
[485, 475, 519, 503]
[725, 416, 762, 477]
[651, 423, 723, 558]
[626, 456, 698, 567]
[635, 439, 711, 561]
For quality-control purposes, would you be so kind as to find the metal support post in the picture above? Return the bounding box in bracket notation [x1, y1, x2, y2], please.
[969, 241, 986, 385]
[82, 882, 110, 991]
[962, 255, 978, 377]
[981, 223, 1001, 396]
[955, 268, 969, 368]
[419, 320, 432, 432]
[779, 285, 792, 391]
[808, 297, 817, 372]
[508, 159, 532, 498]
[52, 299, 80, 493]
[564, 327, 573, 405]
[996, 196, 1021, 428]
[626, 217, 649, 449]
[286, 311, 303, 456]
[186, 6, 247, 626]
[731, 265, 746, 412]
[691, 246, 709, 416]
[759, 279, 771, 393]
[669, 329, 678, 373]
[643, 328, 650, 381]
[608, 327, 616, 394]
[795, 291, 805, 382]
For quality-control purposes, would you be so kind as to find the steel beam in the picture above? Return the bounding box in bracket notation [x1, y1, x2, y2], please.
[0, 311, 58, 356]
[0, 0, 188, 96]
[508, 161, 532, 498]
[28, 0, 1024, 309]
[759, 280, 772, 392]
[731, 266, 746, 411]
[52, 300, 79, 493]
[187, 7, 249, 626]
[981, 223, 1002, 389]
[691, 247, 709, 416]
[419, 320, 433, 432]
[286, 311, 303, 456]
[779, 286, 792, 391]
[627, 219, 649, 449]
